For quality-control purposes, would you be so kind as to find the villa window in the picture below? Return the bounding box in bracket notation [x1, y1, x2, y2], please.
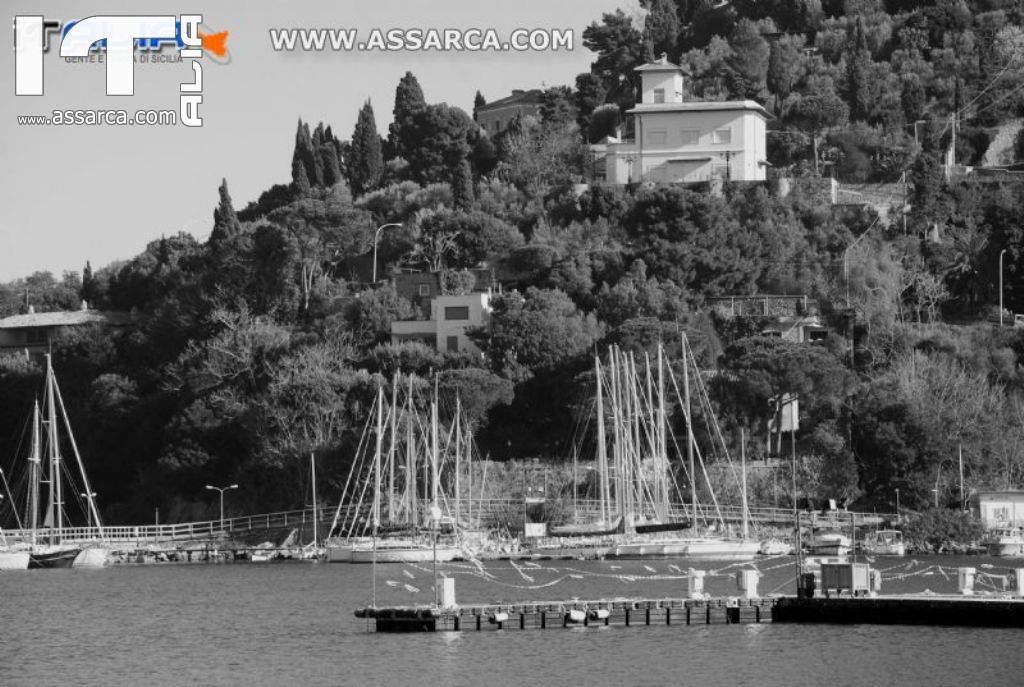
[647, 129, 667, 145]
[444, 306, 470, 321]
[418, 284, 431, 297]
[680, 129, 699, 145]
[712, 128, 732, 145]
[653, 88, 665, 103]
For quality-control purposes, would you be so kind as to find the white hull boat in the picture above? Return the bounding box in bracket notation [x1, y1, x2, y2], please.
[72, 546, 109, 568]
[807, 532, 852, 556]
[611, 537, 759, 561]
[348, 541, 463, 564]
[0, 550, 31, 570]
[983, 527, 1024, 557]
[862, 529, 906, 556]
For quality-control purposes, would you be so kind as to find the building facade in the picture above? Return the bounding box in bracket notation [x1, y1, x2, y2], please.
[973, 491, 1024, 528]
[0, 306, 132, 359]
[601, 55, 769, 184]
[475, 89, 542, 136]
[391, 292, 492, 354]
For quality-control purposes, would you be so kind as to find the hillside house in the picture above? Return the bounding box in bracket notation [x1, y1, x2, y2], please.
[599, 54, 770, 184]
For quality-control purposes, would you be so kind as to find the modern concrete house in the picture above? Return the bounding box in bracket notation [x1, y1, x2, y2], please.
[391, 291, 492, 354]
[600, 54, 770, 184]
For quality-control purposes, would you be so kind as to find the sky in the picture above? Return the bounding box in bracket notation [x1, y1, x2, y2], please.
[0, 0, 636, 281]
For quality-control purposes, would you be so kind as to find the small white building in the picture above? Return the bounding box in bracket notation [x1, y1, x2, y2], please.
[601, 54, 770, 184]
[391, 292, 491, 354]
[973, 491, 1024, 528]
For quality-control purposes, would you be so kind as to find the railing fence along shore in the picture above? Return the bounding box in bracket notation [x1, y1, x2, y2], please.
[1, 499, 895, 544]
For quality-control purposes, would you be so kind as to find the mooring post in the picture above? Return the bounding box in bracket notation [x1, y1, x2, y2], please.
[541, 611, 546, 629]
[476, 615, 481, 631]
[686, 606, 691, 625]
[625, 609, 630, 626]
[454, 616, 460, 631]
[519, 613, 525, 630]
[666, 608, 671, 625]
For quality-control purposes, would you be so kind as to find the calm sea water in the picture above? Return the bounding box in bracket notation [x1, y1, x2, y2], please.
[2, 555, 1023, 686]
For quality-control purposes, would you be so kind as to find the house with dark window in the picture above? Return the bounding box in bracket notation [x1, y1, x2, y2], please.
[391, 292, 492, 354]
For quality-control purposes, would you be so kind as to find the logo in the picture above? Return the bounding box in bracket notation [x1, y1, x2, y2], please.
[13, 15, 227, 127]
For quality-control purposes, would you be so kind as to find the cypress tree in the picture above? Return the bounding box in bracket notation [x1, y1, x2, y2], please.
[348, 100, 384, 195]
[210, 178, 241, 245]
[451, 158, 474, 210]
[473, 91, 486, 122]
[292, 157, 312, 195]
[390, 71, 427, 158]
[291, 119, 321, 188]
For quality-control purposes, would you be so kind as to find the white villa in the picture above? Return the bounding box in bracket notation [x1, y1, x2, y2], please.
[391, 291, 492, 355]
[600, 54, 770, 184]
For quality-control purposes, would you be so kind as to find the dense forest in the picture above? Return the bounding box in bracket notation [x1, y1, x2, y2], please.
[3, 0, 1024, 526]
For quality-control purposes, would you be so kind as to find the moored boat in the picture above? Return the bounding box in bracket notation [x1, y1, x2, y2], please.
[982, 526, 1024, 557]
[862, 529, 906, 556]
[0, 549, 31, 570]
[28, 546, 80, 568]
[806, 530, 852, 556]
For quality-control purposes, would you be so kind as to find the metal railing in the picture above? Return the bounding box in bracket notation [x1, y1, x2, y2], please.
[0, 500, 893, 544]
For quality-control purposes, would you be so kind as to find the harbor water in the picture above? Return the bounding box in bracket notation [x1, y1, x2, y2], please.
[2, 555, 1023, 686]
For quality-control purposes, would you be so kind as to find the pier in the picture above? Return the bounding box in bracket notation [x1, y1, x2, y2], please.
[355, 597, 775, 632]
[355, 595, 1024, 632]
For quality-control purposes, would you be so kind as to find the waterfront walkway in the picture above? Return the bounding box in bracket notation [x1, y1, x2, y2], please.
[1, 499, 894, 546]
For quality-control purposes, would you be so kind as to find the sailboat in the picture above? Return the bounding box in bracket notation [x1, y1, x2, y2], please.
[548, 339, 759, 561]
[326, 377, 464, 564]
[22, 355, 107, 569]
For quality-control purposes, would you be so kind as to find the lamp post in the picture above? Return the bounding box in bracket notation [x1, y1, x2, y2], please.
[205, 484, 238, 531]
[372, 223, 403, 283]
[80, 491, 97, 529]
[895, 488, 900, 519]
[1000, 249, 1007, 327]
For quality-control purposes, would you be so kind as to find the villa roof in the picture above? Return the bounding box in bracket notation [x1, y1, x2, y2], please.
[0, 309, 133, 329]
[627, 100, 771, 118]
[476, 89, 543, 111]
[634, 53, 686, 73]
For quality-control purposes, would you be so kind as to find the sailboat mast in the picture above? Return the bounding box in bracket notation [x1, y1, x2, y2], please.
[388, 373, 399, 521]
[45, 354, 63, 541]
[595, 355, 610, 525]
[431, 381, 439, 512]
[28, 400, 41, 545]
[741, 428, 749, 541]
[657, 345, 668, 518]
[373, 386, 384, 532]
[455, 395, 462, 527]
[311, 452, 319, 547]
[682, 335, 697, 531]
[407, 375, 416, 528]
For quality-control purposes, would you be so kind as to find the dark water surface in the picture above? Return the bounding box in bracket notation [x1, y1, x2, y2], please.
[2, 555, 1023, 686]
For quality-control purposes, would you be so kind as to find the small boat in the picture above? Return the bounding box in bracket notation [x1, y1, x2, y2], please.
[0, 549, 31, 570]
[29, 546, 81, 569]
[806, 530, 852, 556]
[862, 529, 906, 556]
[72, 546, 108, 568]
[982, 526, 1024, 557]
[759, 537, 794, 555]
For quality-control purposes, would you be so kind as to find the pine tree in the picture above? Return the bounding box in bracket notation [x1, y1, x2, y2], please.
[451, 158, 474, 210]
[389, 71, 427, 159]
[473, 91, 486, 122]
[644, 0, 680, 57]
[210, 178, 241, 246]
[348, 100, 384, 195]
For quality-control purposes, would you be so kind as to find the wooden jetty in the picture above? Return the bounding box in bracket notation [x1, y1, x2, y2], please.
[356, 594, 1024, 632]
[354, 597, 775, 633]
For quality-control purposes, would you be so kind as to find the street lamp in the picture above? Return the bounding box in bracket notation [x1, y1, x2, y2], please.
[371, 223, 403, 283]
[80, 491, 97, 529]
[1000, 249, 1007, 327]
[895, 488, 900, 518]
[205, 484, 238, 530]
